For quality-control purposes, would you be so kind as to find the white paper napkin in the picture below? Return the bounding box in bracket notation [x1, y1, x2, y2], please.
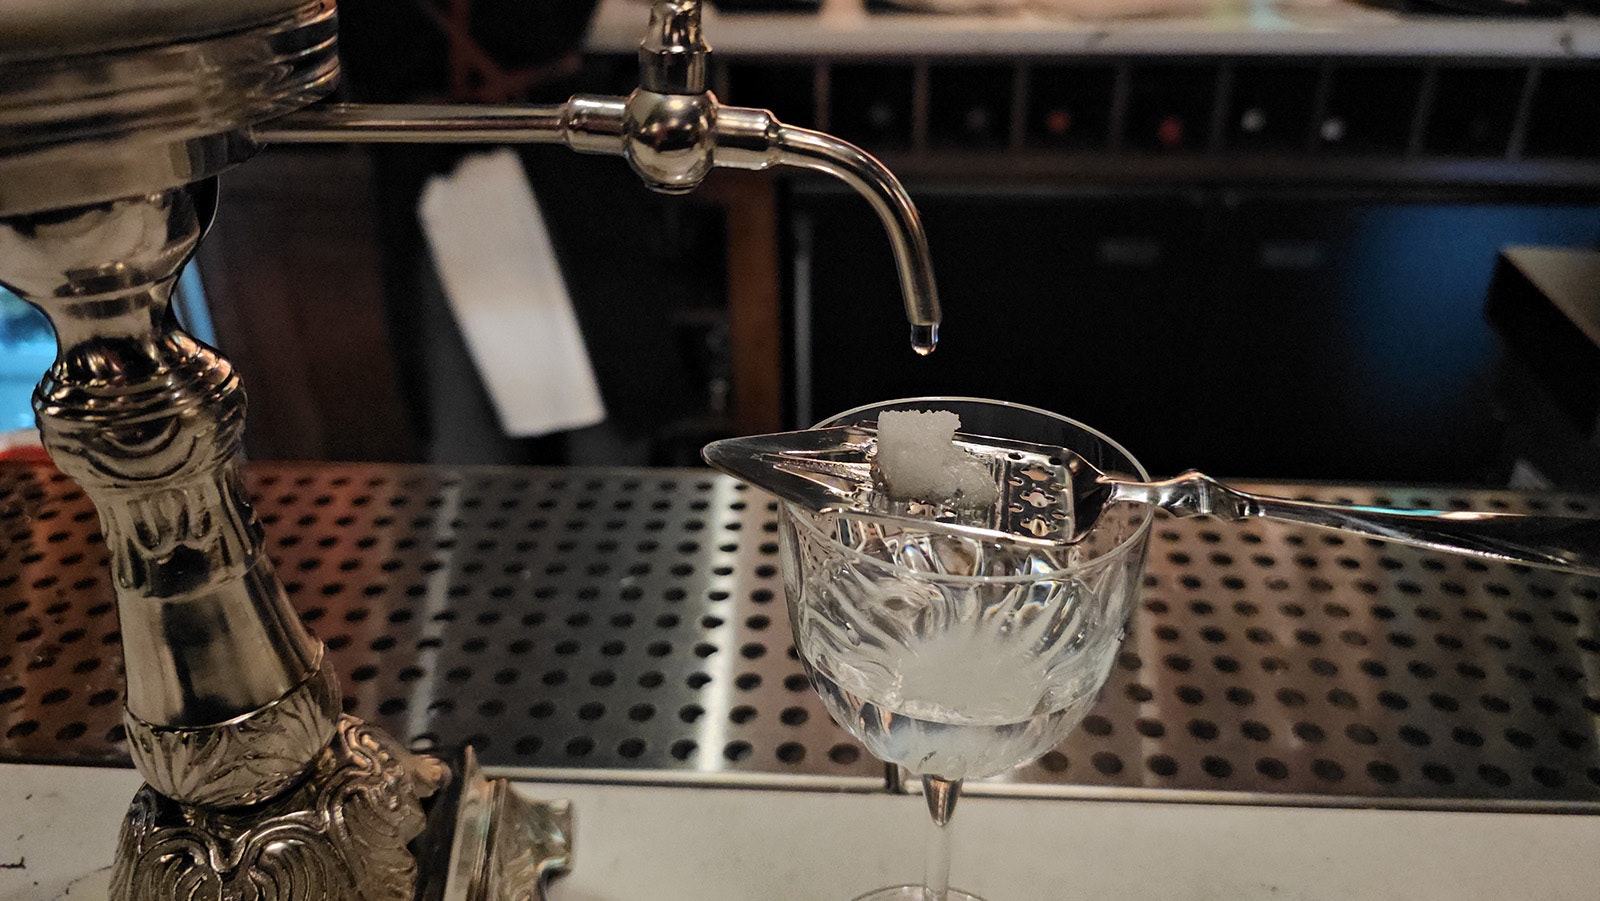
[419, 149, 606, 438]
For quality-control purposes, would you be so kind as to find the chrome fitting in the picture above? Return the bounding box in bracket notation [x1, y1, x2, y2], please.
[623, 89, 718, 194]
[639, 0, 710, 94]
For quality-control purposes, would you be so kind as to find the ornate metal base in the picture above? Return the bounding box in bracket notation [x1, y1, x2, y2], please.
[106, 720, 572, 901]
[111, 716, 445, 901]
[445, 749, 573, 901]
[106, 716, 572, 901]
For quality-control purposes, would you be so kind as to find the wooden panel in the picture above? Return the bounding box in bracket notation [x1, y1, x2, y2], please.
[196, 148, 418, 461]
[703, 171, 784, 435]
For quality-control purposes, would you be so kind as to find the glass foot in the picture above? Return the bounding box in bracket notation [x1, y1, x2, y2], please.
[853, 887, 984, 901]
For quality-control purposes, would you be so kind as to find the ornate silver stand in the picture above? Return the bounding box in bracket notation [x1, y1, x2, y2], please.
[113, 718, 446, 899]
[4, 183, 339, 804]
[0, 3, 569, 898]
[0, 0, 934, 898]
[0, 175, 495, 900]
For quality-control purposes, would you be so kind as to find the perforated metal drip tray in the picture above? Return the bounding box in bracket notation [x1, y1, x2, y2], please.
[5, 461, 1600, 811]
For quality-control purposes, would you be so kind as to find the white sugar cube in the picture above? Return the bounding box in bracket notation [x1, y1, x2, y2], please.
[875, 410, 999, 506]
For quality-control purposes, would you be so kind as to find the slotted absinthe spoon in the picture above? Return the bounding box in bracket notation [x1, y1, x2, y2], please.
[702, 426, 1600, 578]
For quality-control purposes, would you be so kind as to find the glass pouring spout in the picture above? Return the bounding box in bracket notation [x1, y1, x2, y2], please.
[254, 0, 941, 353]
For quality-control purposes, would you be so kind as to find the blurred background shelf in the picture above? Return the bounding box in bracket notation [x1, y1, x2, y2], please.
[589, 0, 1600, 59]
[9, 0, 1596, 491]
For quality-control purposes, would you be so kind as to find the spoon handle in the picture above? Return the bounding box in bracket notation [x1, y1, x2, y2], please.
[1108, 471, 1600, 578]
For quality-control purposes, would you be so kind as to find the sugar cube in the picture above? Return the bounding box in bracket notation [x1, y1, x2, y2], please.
[875, 410, 999, 506]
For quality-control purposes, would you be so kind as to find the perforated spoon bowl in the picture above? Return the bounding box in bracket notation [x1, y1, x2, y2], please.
[703, 426, 1600, 578]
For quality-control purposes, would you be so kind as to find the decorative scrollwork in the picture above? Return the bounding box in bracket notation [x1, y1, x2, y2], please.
[124, 655, 341, 807]
[40, 329, 259, 596]
[111, 716, 446, 901]
[487, 784, 573, 901]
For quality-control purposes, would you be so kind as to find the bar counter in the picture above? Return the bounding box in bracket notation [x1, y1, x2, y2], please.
[5, 460, 1600, 898]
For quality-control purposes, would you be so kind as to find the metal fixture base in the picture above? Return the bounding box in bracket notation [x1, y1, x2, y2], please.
[108, 715, 572, 901]
[445, 749, 575, 901]
[111, 715, 446, 901]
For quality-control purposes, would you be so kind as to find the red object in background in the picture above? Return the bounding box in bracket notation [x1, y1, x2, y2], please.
[1157, 115, 1185, 150]
[0, 444, 51, 464]
[0, 430, 49, 464]
[1045, 108, 1073, 137]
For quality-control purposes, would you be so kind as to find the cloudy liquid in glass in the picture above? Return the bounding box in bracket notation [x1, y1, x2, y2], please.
[800, 624, 1115, 781]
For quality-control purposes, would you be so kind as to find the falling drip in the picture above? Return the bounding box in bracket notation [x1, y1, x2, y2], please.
[911, 323, 938, 356]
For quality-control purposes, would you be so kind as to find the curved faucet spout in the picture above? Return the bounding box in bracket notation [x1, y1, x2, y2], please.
[258, 98, 945, 354]
[768, 125, 941, 354]
[632, 0, 938, 349]
[706, 105, 940, 352]
[253, 0, 943, 353]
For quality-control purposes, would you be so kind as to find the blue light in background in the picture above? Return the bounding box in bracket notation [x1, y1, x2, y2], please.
[1338, 204, 1600, 423]
[0, 287, 53, 433]
[0, 262, 216, 434]
[175, 263, 218, 346]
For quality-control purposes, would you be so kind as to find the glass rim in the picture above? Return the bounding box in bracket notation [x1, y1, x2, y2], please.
[781, 395, 1155, 582]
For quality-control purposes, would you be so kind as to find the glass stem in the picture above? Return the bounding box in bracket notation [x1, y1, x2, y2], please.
[922, 775, 962, 901]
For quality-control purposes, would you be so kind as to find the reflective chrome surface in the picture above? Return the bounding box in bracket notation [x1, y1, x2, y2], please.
[705, 426, 1600, 576]
[0, 0, 931, 894]
[0, 185, 332, 752]
[111, 716, 445, 901]
[638, 0, 710, 95]
[444, 749, 574, 901]
[0, 0, 337, 216]
[0, 183, 478, 894]
[123, 652, 341, 807]
[258, 96, 942, 349]
[0, 1, 943, 894]
[253, 0, 942, 350]
[0, 0, 317, 58]
[1105, 471, 1600, 578]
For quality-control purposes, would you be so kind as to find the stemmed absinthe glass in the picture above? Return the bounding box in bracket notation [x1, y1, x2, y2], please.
[778, 398, 1154, 901]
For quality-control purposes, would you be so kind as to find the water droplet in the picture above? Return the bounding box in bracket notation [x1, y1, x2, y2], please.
[910, 323, 938, 356]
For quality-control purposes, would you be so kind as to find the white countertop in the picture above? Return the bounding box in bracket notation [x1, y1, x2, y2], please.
[588, 0, 1600, 58]
[8, 762, 1600, 901]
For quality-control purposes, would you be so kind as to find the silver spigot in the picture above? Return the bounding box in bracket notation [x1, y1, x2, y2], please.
[255, 0, 942, 354]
